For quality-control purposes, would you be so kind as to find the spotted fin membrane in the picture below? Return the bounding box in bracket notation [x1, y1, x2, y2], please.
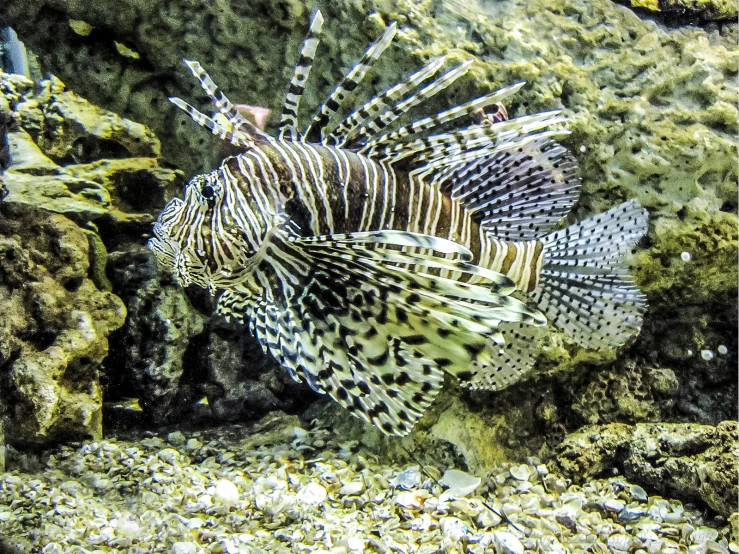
[427, 140, 647, 390]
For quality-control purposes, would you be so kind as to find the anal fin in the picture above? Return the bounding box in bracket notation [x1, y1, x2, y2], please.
[461, 322, 543, 391]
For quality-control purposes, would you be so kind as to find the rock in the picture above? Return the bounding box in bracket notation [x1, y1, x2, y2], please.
[393, 465, 422, 490]
[168, 316, 315, 427]
[213, 479, 239, 508]
[1, 71, 180, 224]
[296, 482, 327, 505]
[203, 323, 287, 422]
[552, 420, 739, 518]
[509, 465, 532, 481]
[0, 203, 126, 445]
[628, 0, 737, 21]
[607, 533, 634, 552]
[105, 245, 205, 422]
[167, 431, 186, 447]
[492, 531, 524, 554]
[171, 543, 197, 554]
[440, 517, 468, 540]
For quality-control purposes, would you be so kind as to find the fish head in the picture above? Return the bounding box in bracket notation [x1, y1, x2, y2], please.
[148, 170, 255, 293]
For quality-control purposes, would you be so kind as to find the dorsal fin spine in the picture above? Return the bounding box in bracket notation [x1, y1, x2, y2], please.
[305, 21, 398, 143]
[278, 10, 325, 141]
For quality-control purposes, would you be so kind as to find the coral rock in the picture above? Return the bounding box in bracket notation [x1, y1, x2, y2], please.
[552, 420, 739, 518]
[0, 203, 126, 445]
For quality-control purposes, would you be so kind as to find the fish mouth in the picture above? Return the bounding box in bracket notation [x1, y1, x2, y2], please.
[147, 234, 184, 283]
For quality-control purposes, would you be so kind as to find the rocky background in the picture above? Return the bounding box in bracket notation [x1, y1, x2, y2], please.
[0, 0, 736, 521]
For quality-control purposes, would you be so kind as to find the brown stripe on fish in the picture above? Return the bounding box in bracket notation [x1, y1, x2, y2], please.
[500, 241, 518, 275]
[487, 238, 545, 293]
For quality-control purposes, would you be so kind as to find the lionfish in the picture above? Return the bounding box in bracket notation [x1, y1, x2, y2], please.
[149, 11, 648, 436]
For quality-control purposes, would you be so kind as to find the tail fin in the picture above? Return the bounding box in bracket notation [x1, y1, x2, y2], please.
[531, 199, 648, 350]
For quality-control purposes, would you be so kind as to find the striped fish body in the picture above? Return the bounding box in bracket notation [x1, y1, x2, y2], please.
[219, 142, 547, 294]
[150, 10, 648, 435]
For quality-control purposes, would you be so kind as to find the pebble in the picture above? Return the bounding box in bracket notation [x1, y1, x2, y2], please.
[691, 527, 720, 543]
[172, 543, 197, 554]
[345, 536, 365, 551]
[394, 465, 422, 490]
[440, 517, 468, 540]
[214, 478, 239, 508]
[509, 464, 531, 481]
[629, 484, 649, 502]
[292, 427, 309, 440]
[296, 482, 327, 505]
[396, 490, 424, 509]
[618, 505, 648, 523]
[115, 513, 140, 538]
[608, 533, 633, 551]
[167, 431, 186, 446]
[440, 468, 481, 498]
[493, 530, 524, 554]
[338, 481, 364, 496]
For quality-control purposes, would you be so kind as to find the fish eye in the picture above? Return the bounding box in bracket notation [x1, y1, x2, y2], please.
[201, 184, 215, 199]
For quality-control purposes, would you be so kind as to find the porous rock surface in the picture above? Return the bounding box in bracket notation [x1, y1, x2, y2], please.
[552, 420, 739, 518]
[627, 0, 738, 21]
[0, 203, 125, 445]
[0, 0, 736, 468]
[104, 245, 206, 423]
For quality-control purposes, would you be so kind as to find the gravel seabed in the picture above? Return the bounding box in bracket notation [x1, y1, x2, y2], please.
[0, 418, 734, 554]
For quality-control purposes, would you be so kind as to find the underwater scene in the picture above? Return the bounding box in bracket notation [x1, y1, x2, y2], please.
[0, 0, 737, 552]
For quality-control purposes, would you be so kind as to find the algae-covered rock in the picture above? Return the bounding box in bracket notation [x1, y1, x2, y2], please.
[629, 0, 737, 21]
[200, 319, 312, 424]
[0, 203, 126, 445]
[552, 420, 739, 518]
[1, 70, 181, 223]
[0, 70, 191, 443]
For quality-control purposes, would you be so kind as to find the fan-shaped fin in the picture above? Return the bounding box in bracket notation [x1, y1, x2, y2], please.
[428, 139, 582, 241]
[533, 199, 648, 350]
